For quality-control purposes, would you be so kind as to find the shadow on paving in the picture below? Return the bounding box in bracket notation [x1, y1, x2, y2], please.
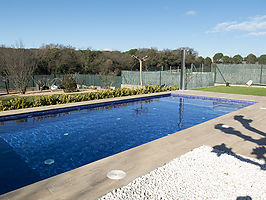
[213, 115, 266, 170]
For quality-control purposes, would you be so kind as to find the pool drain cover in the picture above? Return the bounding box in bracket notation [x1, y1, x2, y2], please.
[44, 159, 55, 165]
[107, 170, 126, 180]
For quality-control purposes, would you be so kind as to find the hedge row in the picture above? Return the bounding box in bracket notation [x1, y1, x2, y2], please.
[0, 85, 178, 111]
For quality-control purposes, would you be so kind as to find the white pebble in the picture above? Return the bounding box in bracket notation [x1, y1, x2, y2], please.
[99, 146, 266, 200]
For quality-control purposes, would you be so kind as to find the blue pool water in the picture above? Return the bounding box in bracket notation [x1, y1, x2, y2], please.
[0, 94, 254, 194]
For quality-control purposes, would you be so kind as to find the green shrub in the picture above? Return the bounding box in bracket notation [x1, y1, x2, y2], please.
[0, 85, 178, 111]
[0, 101, 4, 111]
[61, 76, 77, 93]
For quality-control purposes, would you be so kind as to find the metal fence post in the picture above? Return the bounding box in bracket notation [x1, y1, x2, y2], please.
[213, 63, 217, 83]
[180, 49, 186, 90]
[159, 70, 161, 86]
[260, 65, 263, 85]
[32, 75, 35, 87]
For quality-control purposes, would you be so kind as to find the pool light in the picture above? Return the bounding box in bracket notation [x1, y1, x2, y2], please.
[107, 170, 126, 180]
[44, 159, 55, 165]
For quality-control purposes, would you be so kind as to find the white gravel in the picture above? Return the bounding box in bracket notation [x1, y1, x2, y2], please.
[100, 146, 266, 200]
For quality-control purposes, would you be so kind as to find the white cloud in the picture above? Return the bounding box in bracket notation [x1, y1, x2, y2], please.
[103, 48, 115, 51]
[185, 10, 196, 15]
[209, 21, 236, 32]
[208, 15, 266, 36]
[248, 31, 266, 36]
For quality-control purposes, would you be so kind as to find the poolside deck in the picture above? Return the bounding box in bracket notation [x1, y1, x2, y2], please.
[0, 90, 265, 200]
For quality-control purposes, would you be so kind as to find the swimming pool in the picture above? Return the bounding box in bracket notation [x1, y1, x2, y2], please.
[0, 94, 255, 194]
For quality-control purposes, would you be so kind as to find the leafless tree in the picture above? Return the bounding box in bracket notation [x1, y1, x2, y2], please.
[131, 55, 148, 86]
[3, 44, 37, 94]
[0, 47, 10, 94]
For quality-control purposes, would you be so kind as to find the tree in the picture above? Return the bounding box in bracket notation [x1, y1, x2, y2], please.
[232, 54, 243, 64]
[196, 56, 205, 64]
[132, 55, 148, 86]
[245, 54, 257, 64]
[98, 59, 120, 89]
[204, 57, 212, 65]
[37, 44, 82, 74]
[222, 56, 232, 64]
[180, 47, 198, 64]
[0, 47, 9, 94]
[258, 55, 266, 64]
[3, 45, 37, 94]
[126, 49, 138, 55]
[133, 48, 159, 71]
[79, 49, 102, 74]
[213, 53, 223, 63]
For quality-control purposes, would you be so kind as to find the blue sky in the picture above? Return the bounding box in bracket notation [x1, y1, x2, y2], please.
[0, 0, 266, 57]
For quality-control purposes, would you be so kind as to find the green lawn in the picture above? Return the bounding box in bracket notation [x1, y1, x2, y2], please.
[193, 86, 266, 96]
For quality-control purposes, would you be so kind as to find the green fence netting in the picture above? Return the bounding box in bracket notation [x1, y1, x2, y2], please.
[73, 74, 121, 89]
[215, 64, 266, 85]
[121, 71, 180, 86]
[1, 70, 216, 91]
[185, 72, 214, 89]
[0, 74, 122, 90]
[121, 70, 214, 89]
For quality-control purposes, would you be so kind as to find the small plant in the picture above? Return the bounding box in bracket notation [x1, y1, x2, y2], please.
[61, 76, 77, 93]
[0, 101, 4, 111]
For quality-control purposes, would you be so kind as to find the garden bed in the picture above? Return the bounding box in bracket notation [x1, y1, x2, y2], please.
[0, 85, 177, 111]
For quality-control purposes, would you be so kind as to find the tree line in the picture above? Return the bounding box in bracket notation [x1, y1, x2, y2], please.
[1, 44, 265, 76]
[0, 44, 204, 76]
[0, 43, 265, 94]
[212, 53, 266, 64]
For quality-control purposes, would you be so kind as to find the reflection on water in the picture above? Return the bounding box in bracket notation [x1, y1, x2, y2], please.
[16, 118, 28, 123]
[0, 99, 155, 126]
[134, 101, 148, 115]
[0, 98, 247, 127]
[178, 98, 184, 129]
[34, 114, 63, 121]
[212, 101, 245, 111]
